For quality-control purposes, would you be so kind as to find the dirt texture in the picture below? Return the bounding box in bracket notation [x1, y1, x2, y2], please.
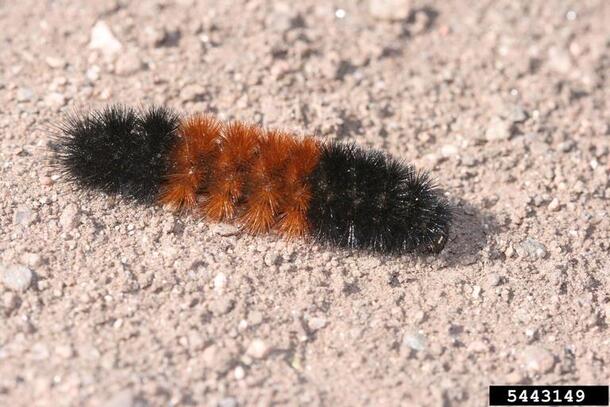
[0, 0, 609, 406]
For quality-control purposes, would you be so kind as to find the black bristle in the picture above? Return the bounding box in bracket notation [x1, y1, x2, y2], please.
[307, 142, 452, 254]
[55, 104, 180, 203]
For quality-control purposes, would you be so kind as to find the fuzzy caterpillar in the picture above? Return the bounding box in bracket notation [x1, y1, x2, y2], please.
[54, 105, 451, 254]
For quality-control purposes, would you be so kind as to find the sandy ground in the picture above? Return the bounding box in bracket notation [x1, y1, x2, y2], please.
[1, 0, 609, 406]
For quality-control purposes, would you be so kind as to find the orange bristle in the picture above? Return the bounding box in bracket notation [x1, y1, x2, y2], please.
[203, 122, 262, 221]
[275, 138, 321, 237]
[241, 130, 295, 233]
[277, 210, 310, 237]
[160, 114, 221, 209]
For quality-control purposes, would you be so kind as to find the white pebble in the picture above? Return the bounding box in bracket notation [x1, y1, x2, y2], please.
[369, 0, 411, 20]
[1, 265, 33, 292]
[89, 21, 123, 56]
[307, 316, 327, 332]
[485, 273, 502, 287]
[59, 204, 80, 229]
[234, 365, 245, 380]
[16, 87, 34, 102]
[472, 285, 481, 299]
[45, 92, 66, 107]
[548, 198, 560, 211]
[335, 8, 346, 19]
[20, 253, 42, 267]
[521, 346, 555, 373]
[548, 46, 573, 74]
[246, 338, 271, 359]
[13, 207, 36, 226]
[402, 330, 426, 351]
[102, 389, 134, 407]
[468, 340, 488, 353]
[86, 65, 101, 82]
[213, 272, 227, 292]
[211, 223, 239, 236]
[45, 56, 65, 69]
[218, 398, 237, 407]
[248, 311, 263, 325]
[520, 238, 548, 259]
[441, 144, 458, 157]
[485, 116, 511, 141]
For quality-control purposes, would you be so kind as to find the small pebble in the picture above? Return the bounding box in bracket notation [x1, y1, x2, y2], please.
[525, 328, 538, 342]
[20, 253, 42, 267]
[234, 365, 245, 380]
[369, 0, 411, 20]
[471, 285, 481, 299]
[213, 272, 227, 292]
[248, 311, 263, 325]
[202, 345, 218, 365]
[114, 52, 142, 76]
[547, 198, 560, 211]
[16, 87, 34, 102]
[218, 397, 238, 407]
[485, 273, 502, 287]
[211, 297, 234, 316]
[45, 92, 66, 107]
[558, 140, 576, 152]
[139, 26, 167, 48]
[521, 346, 555, 374]
[1, 265, 33, 292]
[180, 84, 206, 102]
[410, 10, 431, 34]
[45, 56, 65, 69]
[86, 65, 101, 82]
[548, 47, 573, 74]
[89, 21, 123, 56]
[334, 9, 346, 19]
[13, 207, 36, 226]
[59, 204, 81, 229]
[307, 316, 327, 332]
[102, 389, 134, 407]
[520, 238, 548, 259]
[402, 330, 426, 352]
[461, 155, 478, 167]
[505, 371, 524, 384]
[203, 345, 235, 374]
[508, 105, 528, 123]
[2, 292, 19, 313]
[485, 117, 512, 141]
[441, 144, 458, 157]
[468, 340, 487, 353]
[211, 223, 239, 236]
[246, 338, 271, 359]
[603, 303, 610, 325]
[56, 344, 74, 359]
[264, 252, 282, 267]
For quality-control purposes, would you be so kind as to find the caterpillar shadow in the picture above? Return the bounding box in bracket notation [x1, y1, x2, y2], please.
[438, 199, 500, 267]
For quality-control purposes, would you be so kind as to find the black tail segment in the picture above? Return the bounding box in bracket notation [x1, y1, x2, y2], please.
[306, 142, 451, 254]
[55, 105, 180, 203]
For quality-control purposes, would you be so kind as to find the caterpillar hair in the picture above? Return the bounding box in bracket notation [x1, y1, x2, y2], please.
[54, 104, 452, 254]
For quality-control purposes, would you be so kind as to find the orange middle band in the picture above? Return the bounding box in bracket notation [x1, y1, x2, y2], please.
[160, 115, 322, 237]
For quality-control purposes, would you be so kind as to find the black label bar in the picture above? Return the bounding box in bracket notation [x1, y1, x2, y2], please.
[489, 385, 609, 406]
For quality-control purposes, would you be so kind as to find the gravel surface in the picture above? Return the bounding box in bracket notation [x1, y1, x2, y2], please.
[0, 0, 609, 406]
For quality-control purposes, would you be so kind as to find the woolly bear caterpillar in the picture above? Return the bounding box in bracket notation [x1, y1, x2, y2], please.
[54, 104, 451, 254]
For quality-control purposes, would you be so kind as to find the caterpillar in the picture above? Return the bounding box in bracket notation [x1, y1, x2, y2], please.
[54, 105, 451, 254]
